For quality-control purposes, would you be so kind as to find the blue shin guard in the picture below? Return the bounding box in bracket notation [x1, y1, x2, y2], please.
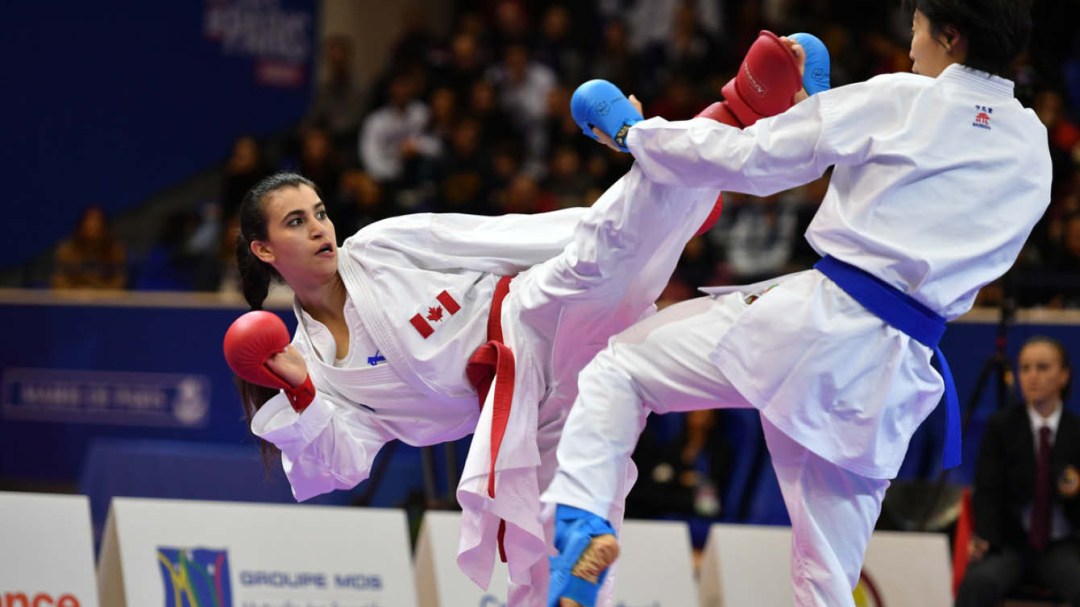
[547, 505, 617, 607]
[570, 80, 643, 152]
[789, 32, 831, 95]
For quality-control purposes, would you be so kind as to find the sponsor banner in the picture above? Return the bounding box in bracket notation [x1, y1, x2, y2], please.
[2, 368, 211, 428]
[0, 492, 99, 606]
[699, 524, 951, 607]
[98, 497, 416, 607]
[414, 512, 696, 607]
[615, 519, 697, 606]
[415, 510, 509, 607]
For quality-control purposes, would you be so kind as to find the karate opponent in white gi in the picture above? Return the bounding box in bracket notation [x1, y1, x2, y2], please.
[222, 32, 825, 607]
[543, 1, 1052, 606]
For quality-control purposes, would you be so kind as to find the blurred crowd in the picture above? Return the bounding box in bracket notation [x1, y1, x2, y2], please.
[49, 0, 1080, 312]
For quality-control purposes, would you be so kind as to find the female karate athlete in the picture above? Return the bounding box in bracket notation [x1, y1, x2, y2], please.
[224, 31, 826, 607]
[543, 1, 1052, 606]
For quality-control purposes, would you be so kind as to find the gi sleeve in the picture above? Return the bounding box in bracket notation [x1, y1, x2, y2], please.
[625, 79, 888, 196]
[250, 391, 392, 502]
[348, 206, 588, 274]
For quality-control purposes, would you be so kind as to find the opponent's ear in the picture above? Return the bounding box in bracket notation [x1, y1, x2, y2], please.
[941, 25, 961, 52]
[250, 239, 275, 264]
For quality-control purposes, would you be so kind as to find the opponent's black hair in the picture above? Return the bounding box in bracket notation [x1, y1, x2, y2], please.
[903, 0, 1032, 77]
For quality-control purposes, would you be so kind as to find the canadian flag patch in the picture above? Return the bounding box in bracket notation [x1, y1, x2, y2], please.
[410, 290, 461, 338]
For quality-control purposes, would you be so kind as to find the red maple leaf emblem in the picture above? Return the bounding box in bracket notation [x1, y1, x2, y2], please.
[427, 306, 444, 322]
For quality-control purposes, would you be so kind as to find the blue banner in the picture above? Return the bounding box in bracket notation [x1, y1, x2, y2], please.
[2, 0, 319, 269]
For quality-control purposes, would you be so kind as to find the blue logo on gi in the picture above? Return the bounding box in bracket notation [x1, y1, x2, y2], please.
[157, 547, 233, 607]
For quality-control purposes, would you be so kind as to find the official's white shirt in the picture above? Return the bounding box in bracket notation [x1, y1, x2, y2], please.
[625, 64, 1052, 477]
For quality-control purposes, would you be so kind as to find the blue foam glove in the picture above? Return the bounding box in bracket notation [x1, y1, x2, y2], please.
[547, 505, 617, 607]
[789, 32, 831, 95]
[570, 80, 643, 152]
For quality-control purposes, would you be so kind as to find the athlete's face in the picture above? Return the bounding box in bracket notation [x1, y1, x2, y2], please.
[909, 10, 955, 77]
[1018, 342, 1070, 409]
[250, 184, 338, 286]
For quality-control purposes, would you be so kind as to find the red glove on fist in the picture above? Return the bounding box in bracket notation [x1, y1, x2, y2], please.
[691, 30, 802, 236]
[703, 30, 802, 128]
[224, 311, 314, 411]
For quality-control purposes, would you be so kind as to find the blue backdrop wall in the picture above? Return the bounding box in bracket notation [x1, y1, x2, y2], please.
[2, 0, 319, 270]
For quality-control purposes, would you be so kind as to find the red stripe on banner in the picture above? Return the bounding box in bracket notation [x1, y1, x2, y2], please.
[437, 290, 460, 315]
[410, 314, 434, 338]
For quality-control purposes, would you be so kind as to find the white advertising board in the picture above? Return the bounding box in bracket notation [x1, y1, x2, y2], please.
[415, 510, 509, 607]
[97, 497, 416, 607]
[0, 491, 98, 607]
[415, 511, 696, 607]
[699, 524, 951, 607]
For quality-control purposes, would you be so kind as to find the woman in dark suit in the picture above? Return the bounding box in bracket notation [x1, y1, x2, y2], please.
[957, 336, 1080, 606]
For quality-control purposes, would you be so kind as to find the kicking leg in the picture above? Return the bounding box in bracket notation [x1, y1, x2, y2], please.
[541, 294, 753, 606]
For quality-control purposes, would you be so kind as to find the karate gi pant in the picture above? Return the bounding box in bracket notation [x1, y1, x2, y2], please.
[544, 294, 892, 607]
[470, 164, 721, 606]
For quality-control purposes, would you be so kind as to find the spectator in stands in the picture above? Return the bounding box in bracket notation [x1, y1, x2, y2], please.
[540, 145, 591, 210]
[51, 206, 128, 290]
[957, 336, 1080, 606]
[722, 191, 800, 284]
[194, 213, 242, 295]
[486, 43, 556, 175]
[435, 118, 494, 215]
[1047, 212, 1080, 308]
[432, 31, 487, 102]
[358, 73, 439, 189]
[304, 34, 365, 162]
[533, 4, 586, 85]
[467, 78, 522, 152]
[222, 135, 270, 222]
[589, 19, 646, 103]
[424, 86, 459, 152]
[334, 169, 392, 237]
[297, 127, 344, 209]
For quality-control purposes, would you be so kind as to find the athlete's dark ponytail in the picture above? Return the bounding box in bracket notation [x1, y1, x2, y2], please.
[233, 172, 318, 458]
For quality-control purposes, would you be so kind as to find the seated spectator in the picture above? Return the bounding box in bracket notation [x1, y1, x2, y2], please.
[304, 34, 366, 163]
[486, 43, 556, 175]
[956, 337, 1080, 606]
[539, 145, 591, 210]
[51, 206, 128, 290]
[193, 213, 242, 295]
[297, 126, 344, 206]
[358, 73, 437, 186]
[334, 169, 393, 237]
[221, 135, 270, 222]
[722, 191, 800, 284]
[435, 118, 493, 215]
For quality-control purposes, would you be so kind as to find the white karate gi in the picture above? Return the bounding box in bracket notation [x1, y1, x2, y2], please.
[250, 163, 720, 605]
[543, 65, 1052, 606]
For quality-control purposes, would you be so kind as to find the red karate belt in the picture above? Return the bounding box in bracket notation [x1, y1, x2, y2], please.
[466, 275, 515, 562]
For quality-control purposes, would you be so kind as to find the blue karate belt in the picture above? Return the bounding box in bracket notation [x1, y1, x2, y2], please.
[814, 255, 961, 469]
